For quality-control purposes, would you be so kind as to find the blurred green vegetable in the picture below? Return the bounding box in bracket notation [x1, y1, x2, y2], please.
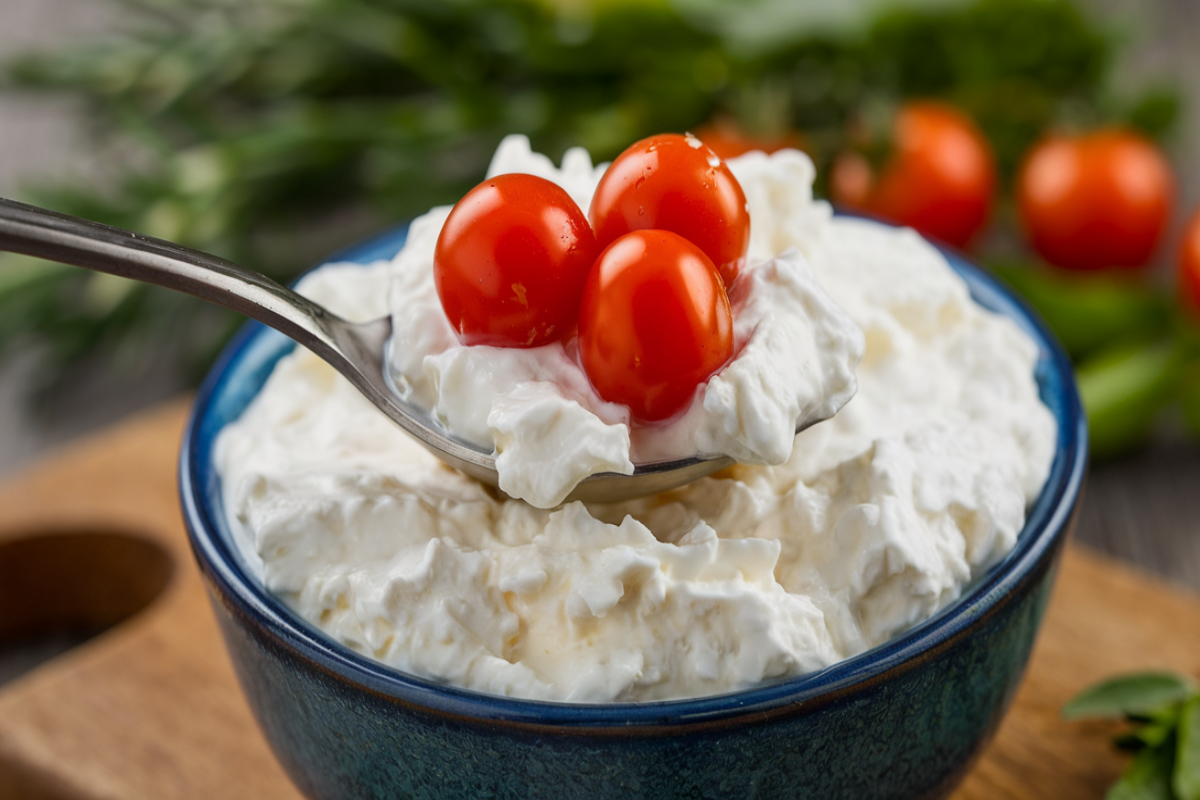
[1075, 340, 1183, 459]
[991, 261, 1200, 458]
[0, 0, 1180, 414]
[1182, 364, 1200, 440]
[990, 263, 1172, 363]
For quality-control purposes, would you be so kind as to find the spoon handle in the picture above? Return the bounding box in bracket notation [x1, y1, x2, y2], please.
[0, 196, 345, 355]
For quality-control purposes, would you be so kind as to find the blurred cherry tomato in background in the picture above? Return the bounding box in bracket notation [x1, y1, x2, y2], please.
[829, 101, 996, 250]
[1180, 209, 1200, 314]
[1016, 129, 1174, 271]
[578, 230, 733, 421]
[693, 117, 806, 160]
[590, 133, 749, 287]
[434, 173, 597, 347]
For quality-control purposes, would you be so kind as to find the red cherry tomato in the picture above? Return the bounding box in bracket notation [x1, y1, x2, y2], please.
[830, 101, 997, 250]
[578, 230, 734, 422]
[434, 173, 597, 347]
[1181, 209, 1200, 314]
[1017, 129, 1174, 271]
[693, 118, 806, 160]
[589, 133, 749, 287]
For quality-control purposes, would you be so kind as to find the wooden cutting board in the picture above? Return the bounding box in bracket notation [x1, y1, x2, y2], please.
[0, 401, 1196, 799]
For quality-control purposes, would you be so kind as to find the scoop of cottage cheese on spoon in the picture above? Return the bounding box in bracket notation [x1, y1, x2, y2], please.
[386, 136, 863, 507]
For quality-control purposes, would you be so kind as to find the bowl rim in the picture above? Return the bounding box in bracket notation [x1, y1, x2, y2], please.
[181, 221, 1087, 729]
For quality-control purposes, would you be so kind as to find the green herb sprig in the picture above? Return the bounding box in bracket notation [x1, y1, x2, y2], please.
[1065, 671, 1200, 799]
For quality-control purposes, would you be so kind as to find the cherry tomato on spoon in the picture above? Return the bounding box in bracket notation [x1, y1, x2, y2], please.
[578, 230, 734, 422]
[434, 172, 597, 347]
[590, 133, 750, 287]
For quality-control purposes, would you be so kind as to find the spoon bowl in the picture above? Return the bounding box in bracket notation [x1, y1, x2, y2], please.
[0, 197, 764, 503]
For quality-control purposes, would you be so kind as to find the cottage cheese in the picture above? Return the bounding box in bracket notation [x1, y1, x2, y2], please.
[214, 142, 1056, 703]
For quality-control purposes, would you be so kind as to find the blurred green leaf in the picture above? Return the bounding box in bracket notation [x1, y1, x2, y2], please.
[1125, 86, 1181, 141]
[1076, 340, 1183, 458]
[988, 262, 1171, 362]
[1181, 359, 1200, 441]
[1178, 696, 1200, 800]
[1107, 742, 1175, 800]
[1064, 672, 1195, 721]
[1117, 714, 1180, 752]
[1068, 673, 1200, 799]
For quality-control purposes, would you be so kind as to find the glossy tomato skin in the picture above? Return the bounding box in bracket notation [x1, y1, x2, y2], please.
[434, 172, 597, 347]
[589, 133, 749, 287]
[578, 230, 734, 422]
[1017, 129, 1174, 271]
[1180, 209, 1200, 314]
[830, 101, 996, 250]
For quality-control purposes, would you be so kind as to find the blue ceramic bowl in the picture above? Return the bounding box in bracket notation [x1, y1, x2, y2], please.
[182, 225, 1087, 800]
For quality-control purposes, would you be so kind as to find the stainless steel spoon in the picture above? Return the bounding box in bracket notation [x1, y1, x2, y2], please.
[0, 196, 772, 503]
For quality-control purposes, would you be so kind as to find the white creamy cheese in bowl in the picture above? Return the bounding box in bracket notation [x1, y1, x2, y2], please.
[210, 138, 1058, 704]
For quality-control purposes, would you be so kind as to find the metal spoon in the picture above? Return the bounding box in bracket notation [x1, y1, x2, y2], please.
[0, 196, 771, 503]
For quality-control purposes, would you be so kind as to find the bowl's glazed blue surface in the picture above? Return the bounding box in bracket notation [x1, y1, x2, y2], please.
[182, 225, 1087, 800]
